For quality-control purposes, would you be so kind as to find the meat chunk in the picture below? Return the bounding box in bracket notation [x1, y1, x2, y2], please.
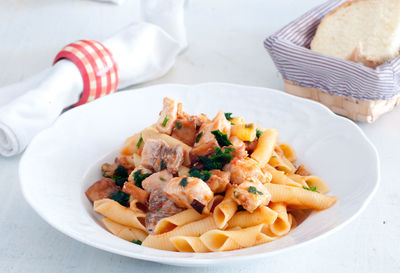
[171, 118, 197, 146]
[194, 110, 231, 148]
[145, 193, 183, 233]
[141, 139, 184, 174]
[229, 136, 248, 159]
[206, 170, 230, 193]
[156, 97, 178, 135]
[122, 182, 149, 205]
[85, 178, 120, 202]
[117, 155, 136, 171]
[224, 158, 271, 184]
[295, 165, 311, 176]
[231, 179, 271, 212]
[164, 177, 214, 211]
[142, 170, 173, 192]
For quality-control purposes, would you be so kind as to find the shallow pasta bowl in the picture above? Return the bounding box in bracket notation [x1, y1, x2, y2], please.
[19, 83, 379, 266]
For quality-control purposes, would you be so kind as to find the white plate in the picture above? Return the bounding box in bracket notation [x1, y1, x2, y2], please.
[19, 83, 379, 266]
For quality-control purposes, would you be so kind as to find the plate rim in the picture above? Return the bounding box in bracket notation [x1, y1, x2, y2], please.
[19, 82, 380, 266]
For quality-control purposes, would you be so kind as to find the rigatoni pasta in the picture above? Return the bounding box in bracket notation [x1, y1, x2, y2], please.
[85, 97, 338, 252]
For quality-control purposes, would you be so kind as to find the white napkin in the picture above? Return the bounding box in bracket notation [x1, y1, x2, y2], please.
[0, 0, 186, 157]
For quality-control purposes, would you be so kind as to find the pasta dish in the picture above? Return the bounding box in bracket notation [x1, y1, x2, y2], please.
[85, 97, 338, 252]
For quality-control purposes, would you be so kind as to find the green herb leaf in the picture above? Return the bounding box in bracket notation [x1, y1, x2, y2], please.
[133, 170, 151, 189]
[237, 205, 245, 211]
[189, 169, 212, 182]
[136, 134, 143, 149]
[160, 159, 165, 170]
[195, 132, 203, 143]
[199, 146, 235, 170]
[161, 116, 169, 127]
[159, 177, 166, 182]
[248, 186, 263, 195]
[180, 177, 188, 187]
[256, 129, 263, 138]
[211, 130, 232, 147]
[224, 113, 233, 121]
[110, 190, 130, 207]
[303, 186, 319, 193]
[132, 240, 142, 245]
[108, 165, 128, 187]
[176, 121, 182, 130]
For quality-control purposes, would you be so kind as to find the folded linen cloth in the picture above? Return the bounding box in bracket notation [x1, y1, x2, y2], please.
[0, 0, 187, 157]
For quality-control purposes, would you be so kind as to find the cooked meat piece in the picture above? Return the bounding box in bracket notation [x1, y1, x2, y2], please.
[224, 158, 270, 184]
[145, 197, 184, 233]
[231, 179, 271, 212]
[122, 182, 149, 205]
[141, 139, 184, 173]
[142, 170, 173, 192]
[164, 176, 214, 210]
[171, 119, 197, 146]
[117, 155, 136, 172]
[145, 187, 184, 233]
[295, 165, 311, 176]
[101, 160, 118, 177]
[194, 110, 231, 148]
[191, 140, 218, 158]
[229, 136, 248, 159]
[245, 139, 258, 154]
[85, 178, 120, 202]
[156, 97, 178, 135]
[177, 102, 190, 120]
[206, 170, 230, 193]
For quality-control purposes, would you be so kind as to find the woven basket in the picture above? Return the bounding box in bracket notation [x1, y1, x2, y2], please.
[283, 80, 400, 123]
[265, 0, 400, 123]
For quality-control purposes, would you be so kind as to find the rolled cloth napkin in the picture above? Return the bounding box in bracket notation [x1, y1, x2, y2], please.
[0, 0, 187, 157]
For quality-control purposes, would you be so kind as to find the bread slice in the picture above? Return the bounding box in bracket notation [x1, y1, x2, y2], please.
[310, 0, 400, 67]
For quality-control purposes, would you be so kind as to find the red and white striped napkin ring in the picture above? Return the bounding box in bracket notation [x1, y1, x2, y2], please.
[53, 40, 119, 106]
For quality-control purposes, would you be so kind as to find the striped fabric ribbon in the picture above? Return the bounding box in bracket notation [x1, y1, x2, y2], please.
[54, 40, 119, 106]
[264, 0, 400, 101]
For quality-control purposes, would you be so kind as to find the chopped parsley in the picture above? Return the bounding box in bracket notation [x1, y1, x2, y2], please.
[211, 130, 232, 147]
[224, 112, 233, 121]
[110, 190, 130, 207]
[133, 170, 151, 189]
[176, 121, 182, 130]
[189, 169, 212, 182]
[199, 147, 235, 170]
[256, 129, 263, 138]
[248, 186, 263, 195]
[195, 132, 203, 143]
[159, 177, 166, 182]
[136, 134, 143, 149]
[180, 177, 188, 187]
[245, 124, 254, 129]
[303, 186, 319, 193]
[132, 240, 142, 245]
[108, 165, 128, 187]
[161, 116, 169, 127]
[160, 159, 165, 170]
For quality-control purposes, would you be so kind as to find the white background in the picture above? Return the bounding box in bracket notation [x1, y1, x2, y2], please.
[0, 0, 399, 272]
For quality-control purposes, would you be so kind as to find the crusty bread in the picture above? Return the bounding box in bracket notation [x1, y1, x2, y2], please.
[311, 0, 400, 67]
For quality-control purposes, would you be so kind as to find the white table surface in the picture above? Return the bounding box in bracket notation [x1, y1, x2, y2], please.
[0, 0, 399, 272]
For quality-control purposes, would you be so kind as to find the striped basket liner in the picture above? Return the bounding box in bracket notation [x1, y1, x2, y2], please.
[264, 0, 400, 123]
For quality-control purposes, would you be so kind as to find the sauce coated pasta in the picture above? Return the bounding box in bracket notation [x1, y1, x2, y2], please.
[85, 97, 338, 252]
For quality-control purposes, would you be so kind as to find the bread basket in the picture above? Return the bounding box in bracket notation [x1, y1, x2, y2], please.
[264, 0, 400, 123]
